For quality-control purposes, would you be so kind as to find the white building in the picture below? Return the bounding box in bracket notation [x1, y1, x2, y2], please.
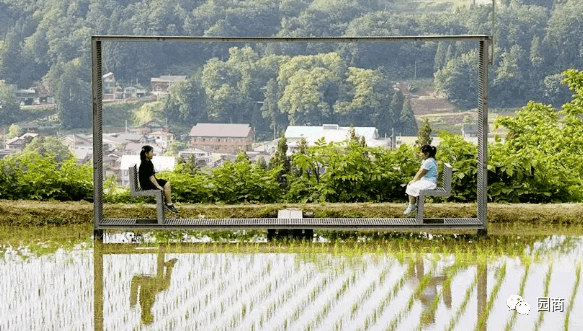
[284, 124, 389, 151]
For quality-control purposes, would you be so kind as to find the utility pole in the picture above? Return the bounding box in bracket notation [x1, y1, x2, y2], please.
[491, 0, 496, 65]
[414, 60, 417, 80]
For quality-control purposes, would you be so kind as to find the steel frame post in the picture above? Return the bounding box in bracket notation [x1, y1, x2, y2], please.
[477, 39, 490, 235]
[92, 38, 104, 237]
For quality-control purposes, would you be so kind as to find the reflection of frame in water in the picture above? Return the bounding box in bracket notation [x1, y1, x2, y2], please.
[93, 241, 488, 330]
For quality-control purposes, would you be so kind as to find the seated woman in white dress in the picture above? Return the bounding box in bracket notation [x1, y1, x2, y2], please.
[403, 145, 438, 215]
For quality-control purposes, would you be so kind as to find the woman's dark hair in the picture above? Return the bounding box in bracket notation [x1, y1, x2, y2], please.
[421, 144, 437, 158]
[140, 145, 153, 162]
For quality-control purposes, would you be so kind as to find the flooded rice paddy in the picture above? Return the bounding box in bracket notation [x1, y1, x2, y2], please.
[0, 224, 582, 331]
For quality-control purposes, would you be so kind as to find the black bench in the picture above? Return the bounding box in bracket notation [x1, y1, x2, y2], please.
[129, 164, 165, 224]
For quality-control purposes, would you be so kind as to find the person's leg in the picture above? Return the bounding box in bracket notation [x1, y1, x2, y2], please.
[163, 182, 172, 205]
[404, 184, 418, 215]
[162, 182, 178, 213]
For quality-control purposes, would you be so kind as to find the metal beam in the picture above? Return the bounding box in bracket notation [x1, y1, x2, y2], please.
[97, 217, 483, 231]
[92, 35, 492, 43]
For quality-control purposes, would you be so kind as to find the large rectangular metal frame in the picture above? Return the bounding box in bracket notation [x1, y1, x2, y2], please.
[92, 35, 491, 233]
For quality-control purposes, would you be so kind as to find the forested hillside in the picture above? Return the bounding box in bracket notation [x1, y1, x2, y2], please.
[0, 0, 580, 137]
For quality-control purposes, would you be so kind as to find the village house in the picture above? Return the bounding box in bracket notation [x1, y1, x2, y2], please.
[188, 123, 255, 153]
[62, 134, 93, 151]
[103, 132, 146, 152]
[149, 130, 175, 149]
[177, 148, 214, 167]
[102, 72, 121, 100]
[5, 133, 38, 151]
[151, 75, 186, 97]
[32, 82, 55, 105]
[462, 124, 479, 138]
[123, 84, 147, 100]
[136, 119, 167, 135]
[15, 88, 36, 105]
[15, 121, 39, 134]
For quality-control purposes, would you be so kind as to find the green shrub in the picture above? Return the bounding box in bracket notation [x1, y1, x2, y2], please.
[0, 150, 92, 201]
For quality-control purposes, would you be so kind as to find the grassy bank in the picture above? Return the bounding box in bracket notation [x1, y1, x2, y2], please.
[1, 200, 583, 227]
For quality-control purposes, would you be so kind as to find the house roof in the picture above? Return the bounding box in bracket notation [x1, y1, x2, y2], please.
[104, 133, 144, 143]
[285, 126, 324, 139]
[6, 137, 24, 145]
[124, 142, 160, 153]
[21, 133, 39, 139]
[138, 119, 165, 128]
[73, 149, 92, 161]
[151, 76, 186, 83]
[64, 134, 92, 146]
[178, 148, 211, 158]
[5, 133, 39, 145]
[150, 131, 174, 137]
[189, 123, 253, 138]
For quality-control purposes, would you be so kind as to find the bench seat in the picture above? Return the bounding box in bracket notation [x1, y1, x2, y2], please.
[416, 163, 452, 224]
[129, 164, 165, 224]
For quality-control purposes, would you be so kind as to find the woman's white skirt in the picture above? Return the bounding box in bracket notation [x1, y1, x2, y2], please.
[406, 179, 437, 197]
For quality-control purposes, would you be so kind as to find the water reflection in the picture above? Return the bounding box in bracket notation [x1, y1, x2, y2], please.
[130, 254, 177, 325]
[1, 233, 582, 330]
[92, 243, 494, 331]
[407, 259, 453, 327]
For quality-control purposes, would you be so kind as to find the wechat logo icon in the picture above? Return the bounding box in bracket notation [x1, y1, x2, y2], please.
[507, 295, 530, 315]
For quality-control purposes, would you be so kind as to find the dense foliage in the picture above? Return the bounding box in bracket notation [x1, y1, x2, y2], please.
[3, 69, 583, 204]
[0, 0, 580, 134]
[0, 137, 92, 200]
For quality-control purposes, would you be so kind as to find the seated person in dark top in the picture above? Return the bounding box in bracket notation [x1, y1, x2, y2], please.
[138, 145, 178, 213]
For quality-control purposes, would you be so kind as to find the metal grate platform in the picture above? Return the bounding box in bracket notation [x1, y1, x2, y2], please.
[98, 217, 484, 230]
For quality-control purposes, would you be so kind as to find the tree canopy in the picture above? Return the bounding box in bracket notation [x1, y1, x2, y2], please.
[0, 0, 581, 132]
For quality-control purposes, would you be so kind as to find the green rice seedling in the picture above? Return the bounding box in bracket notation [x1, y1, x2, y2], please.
[475, 262, 507, 331]
[350, 302, 359, 319]
[384, 260, 438, 331]
[356, 260, 407, 329]
[411, 261, 465, 331]
[503, 262, 531, 331]
[534, 262, 554, 331]
[445, 276, 478, 331]
[350, 280, 377, 320]
[271, 269, 337, 331]
[564, 262, 581, 331]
